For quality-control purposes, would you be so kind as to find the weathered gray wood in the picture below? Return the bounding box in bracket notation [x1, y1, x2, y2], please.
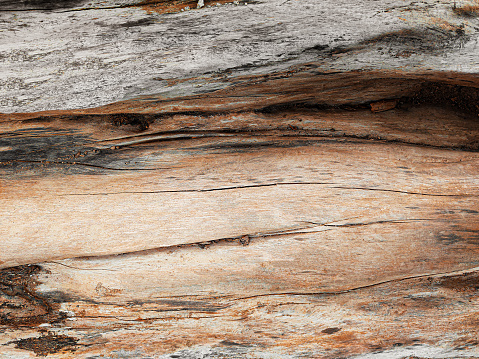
[0, 0, 478, 113]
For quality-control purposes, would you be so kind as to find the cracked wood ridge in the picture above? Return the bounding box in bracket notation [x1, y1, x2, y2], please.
[1, 0, 479, 358]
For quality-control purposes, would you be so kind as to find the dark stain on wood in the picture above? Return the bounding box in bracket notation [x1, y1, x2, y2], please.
[436, 233, 464, 245]
[434, 272, 479, 292]
[0, 0, 86, 10]
[8, 333, 79, 356]
[109, 17, 158, 29]
[0, 265, 66, 326]
[321, 327, 342, 335]
[304, 27, 471, 60]
[0, 129, 95, 162]
[360, 28, 469, 53]
[436, 229, 479, 246]
[453, 4, 479, 18]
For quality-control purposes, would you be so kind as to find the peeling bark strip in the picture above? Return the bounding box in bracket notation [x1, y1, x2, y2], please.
[1, 0, 479, 357]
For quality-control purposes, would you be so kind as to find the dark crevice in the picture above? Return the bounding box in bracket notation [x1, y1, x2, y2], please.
[255, 81, 479, 119]
[19, 113, 158, 131]
[19, 110, 230, 126]
[228, 267, 479, 302]
[409, 82, 479, 116]
[2, 159, 172, 171]
[72, 217, 435, 261]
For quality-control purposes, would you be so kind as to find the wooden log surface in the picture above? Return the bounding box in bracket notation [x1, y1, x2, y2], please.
[1, 104, 479, 267]
[1, 98, 479, 358]
[0, 0, 478, 114]
[1, 0, 479, 358]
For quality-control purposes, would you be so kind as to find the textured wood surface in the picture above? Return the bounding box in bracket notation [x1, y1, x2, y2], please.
[1, 0, 478, 113]
[1, 104, 479, 268]
[1, 101, 479, 358]
[1, 0, 479, 358]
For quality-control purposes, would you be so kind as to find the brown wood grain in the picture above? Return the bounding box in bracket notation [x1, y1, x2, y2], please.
[1, 104, 478, 267]
[1, 99, 478, 358]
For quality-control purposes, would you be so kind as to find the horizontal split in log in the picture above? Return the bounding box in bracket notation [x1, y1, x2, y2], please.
[3, 73, 479, 121]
